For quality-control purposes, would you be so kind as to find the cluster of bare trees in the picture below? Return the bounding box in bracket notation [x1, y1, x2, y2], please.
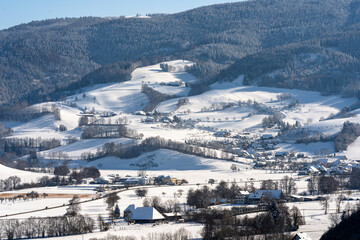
[82, 136, 234, 162]
[0, 176, 21, 191]
[4, 137, 61, 156]
[187, 177, 297, 210]
[187, 181, 244, 209]
[0, 191, 42, 204]
[260, 176, 297, 196]
[199, 99, 276, 117]
[307, 176, 339, 195]
[58, 167, 100, 184]
[0, 103, 57, 122]
[81, 124, 142, 139]
[0, 215, 94, 239]
[45, 151, 70, 162]
[0, 104, 61, 124]
[142, 195, 181, 214]
[138, 137, 234, 161]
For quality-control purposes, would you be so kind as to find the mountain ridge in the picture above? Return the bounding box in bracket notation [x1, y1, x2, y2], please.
[1, 0, 360, 105]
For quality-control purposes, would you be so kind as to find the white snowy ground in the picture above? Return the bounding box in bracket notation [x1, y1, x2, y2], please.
[344, 136, 360, 160]
[1, 185, 97, 195]
[8, 104, 82, 140]
[0, 186, 97, 218]
[0, 163, 49, 182]
[276, 142, 335, 157]
[43, 222, 203, 240]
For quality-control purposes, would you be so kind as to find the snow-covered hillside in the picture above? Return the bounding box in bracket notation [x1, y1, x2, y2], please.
[0, 163, 49, 182]
[5, 59, 360, 164]
[66, 60, 195, 113]
[158, 76, 356, 127]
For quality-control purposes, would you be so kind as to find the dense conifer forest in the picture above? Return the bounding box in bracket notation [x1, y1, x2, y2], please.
[1, 0, 360, 104]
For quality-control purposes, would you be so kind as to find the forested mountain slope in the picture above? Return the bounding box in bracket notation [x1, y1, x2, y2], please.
[215, 40, 360, 97]
[1, 0, 360, 104]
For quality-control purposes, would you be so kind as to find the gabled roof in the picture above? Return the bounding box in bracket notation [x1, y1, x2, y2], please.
[307, 165, 320, 172]
[292, 233, 312, 240]
[124, 204, 136, 213]
[236, 191, 250, 196]
[318, 165, 328, 172]
[131, 207, 165, 220]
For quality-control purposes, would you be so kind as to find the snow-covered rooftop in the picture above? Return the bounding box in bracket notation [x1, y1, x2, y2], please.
[131, 207, 165, 221]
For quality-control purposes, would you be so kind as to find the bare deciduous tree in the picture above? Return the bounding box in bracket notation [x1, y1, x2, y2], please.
[320, 196, 331, 215]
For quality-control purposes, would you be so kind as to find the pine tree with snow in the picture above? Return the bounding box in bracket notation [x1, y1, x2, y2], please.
[114, 204, 120, 219]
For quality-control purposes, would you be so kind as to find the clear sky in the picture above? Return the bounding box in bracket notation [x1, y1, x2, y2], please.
[0, 0, 242, 30]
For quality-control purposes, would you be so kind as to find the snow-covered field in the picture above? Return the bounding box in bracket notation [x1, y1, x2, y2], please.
[344, 136, 360, 160]
[0, 163, 49, 182]
[9, 104, 82, 140]
[43, 222, 203, 240]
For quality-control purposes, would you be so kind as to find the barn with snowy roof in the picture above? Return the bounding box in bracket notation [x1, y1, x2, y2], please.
[126, 206, 165, 223]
